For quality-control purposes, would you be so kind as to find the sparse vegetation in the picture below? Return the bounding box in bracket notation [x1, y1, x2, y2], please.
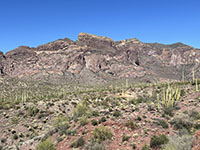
[1, 78, 200, 150]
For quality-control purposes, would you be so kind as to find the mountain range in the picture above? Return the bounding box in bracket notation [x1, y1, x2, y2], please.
[0, 33, 199, 85]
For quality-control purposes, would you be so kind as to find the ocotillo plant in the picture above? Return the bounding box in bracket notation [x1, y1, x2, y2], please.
[196, 79, 199, 91]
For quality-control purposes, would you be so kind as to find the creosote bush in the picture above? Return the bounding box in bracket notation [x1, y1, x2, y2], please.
[122, 134, 131, 142]
[113, 110, 121, 117]
[162, 133, 193, 150]
[91, 125, 112, 143]
[129, 96, 149, 105]
[150, 134, 169, 148]
[99, 116, 106, 123]
[79, 116, 89, 126]
[130, 142, 137, 149]
[36, 137, 55, 150]
[154, 119, 169, 129]
[92, 110, 99, 117]
[53, 114, 69, 134]
[73, 101, 91, 120]
[125, 120, 137, 130]
[70, 136, 85, 148]
[170, 113, 193, 131]
[91, 119, 98, 126]
[142, 143, 151, 150]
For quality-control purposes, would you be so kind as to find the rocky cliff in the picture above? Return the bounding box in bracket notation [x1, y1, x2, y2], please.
[0, 33, 200, 84]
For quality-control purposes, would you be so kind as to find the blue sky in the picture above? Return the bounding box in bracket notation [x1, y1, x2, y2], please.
[0, 0, 200, 53]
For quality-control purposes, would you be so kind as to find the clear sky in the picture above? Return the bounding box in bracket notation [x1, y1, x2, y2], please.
[0, 0, 200, 53]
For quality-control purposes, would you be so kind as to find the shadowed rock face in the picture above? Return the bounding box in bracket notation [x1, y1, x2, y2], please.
[0, 33, 200, 84]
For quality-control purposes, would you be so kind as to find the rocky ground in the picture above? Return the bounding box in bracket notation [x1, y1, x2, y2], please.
[0, 80, 200, 150]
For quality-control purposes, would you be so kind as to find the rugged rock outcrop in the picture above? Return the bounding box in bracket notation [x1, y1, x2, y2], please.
[0, 33, 200, 84]
[0, 51, 5, 76]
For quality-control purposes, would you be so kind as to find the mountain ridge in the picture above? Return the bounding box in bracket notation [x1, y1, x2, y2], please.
[0, 32, 199, 85]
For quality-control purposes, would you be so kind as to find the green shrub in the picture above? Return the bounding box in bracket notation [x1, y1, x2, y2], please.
[142, 143, 151, 150]
[53, 114, 69, 134]
[28, 105, 39, 116]
[136, 116, 142, 121]
[150, 134, 169, 148]
[129, 96, 149, 105]
[125, 120, 137, 130]
[70, 136, 85, 148]
[36, 137, 55, 150]
[79, 116, 89, 126]
[113, 110, 121, 117]
[189, 110, 200, 120]
[154, 119, 169, 128]
[56, 136, 63, 142]
[135, 96, 149, 104]
[92, 110, 99, 117]
[11, 117, 19, 125]
[170, 113, 193, 131]
[73, 101, 91, 119]
[128, 98, 135, 104]
[91, 119, 98, 126]
[66, 129, 77, 136]
[122, 135, 131, 142]
[180, 89, 185, 96]
[130, 142, 137, 149]
[13, 134, 18, 140]
[99, 116, 106, 123]
[163, 106, 174, 116]
[91, 125, 112, 143]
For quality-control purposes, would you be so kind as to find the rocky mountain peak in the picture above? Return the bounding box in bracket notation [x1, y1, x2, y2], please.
[76, 32, 115, 49]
